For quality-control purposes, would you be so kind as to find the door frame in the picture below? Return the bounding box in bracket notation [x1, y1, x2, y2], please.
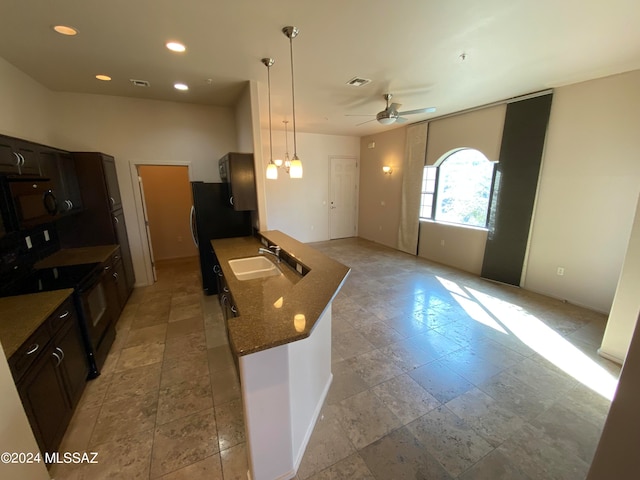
[129, 160, 193, 286]
[328, 155, 359, 240]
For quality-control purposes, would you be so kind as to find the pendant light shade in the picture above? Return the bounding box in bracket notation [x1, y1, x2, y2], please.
[283, 26, 303, 179]
[266, 163, 278, 179]
[262, 57, 278, 180]
[289, 157, 303, 178]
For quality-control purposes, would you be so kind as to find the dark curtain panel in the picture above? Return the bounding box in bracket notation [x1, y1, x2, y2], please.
[481, 94, 553, 285]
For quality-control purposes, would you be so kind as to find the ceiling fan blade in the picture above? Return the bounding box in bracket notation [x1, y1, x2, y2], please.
[356, 118, 378, 126]
[395, 117, 409, 124]
[389, 102, 402, 111]
[345, 114, 376, 117]
[397, 107, 436, 116]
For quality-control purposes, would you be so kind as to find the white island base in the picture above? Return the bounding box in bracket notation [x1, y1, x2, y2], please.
[240, 303, 333, 480]
[239, 306, 332, 480]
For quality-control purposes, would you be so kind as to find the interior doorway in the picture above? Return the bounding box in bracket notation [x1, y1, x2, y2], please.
[329, 156, 359, 239]
[137, 165, 197, 278]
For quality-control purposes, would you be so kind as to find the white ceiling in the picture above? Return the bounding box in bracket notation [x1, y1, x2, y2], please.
[1, 0, 639, 137]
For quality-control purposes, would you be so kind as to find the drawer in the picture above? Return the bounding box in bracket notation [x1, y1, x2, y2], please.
[48, 297, 77, 336]
[9, 322, 50, 382]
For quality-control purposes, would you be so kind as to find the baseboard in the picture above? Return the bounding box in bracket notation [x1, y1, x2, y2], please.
[597, 348, 624, 366]
[292, 373, 334, 473]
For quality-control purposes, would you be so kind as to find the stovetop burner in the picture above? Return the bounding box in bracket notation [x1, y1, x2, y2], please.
[0, 263, 99, 297]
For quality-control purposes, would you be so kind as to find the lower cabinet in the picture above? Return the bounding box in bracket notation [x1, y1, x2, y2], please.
[12, 297, 88, 456]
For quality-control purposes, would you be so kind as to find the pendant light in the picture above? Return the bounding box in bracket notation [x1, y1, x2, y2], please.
[283, 26, 303, 179]
[262, 57, 278, 180]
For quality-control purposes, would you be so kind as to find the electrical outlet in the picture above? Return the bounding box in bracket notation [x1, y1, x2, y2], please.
[296, 263, 303, 275]
[368, 142, 375, 149]
[25, 236, 32, 249]
[557, 267, 565, 276]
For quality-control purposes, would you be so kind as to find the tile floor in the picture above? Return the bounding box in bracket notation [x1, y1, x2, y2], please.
[50, 238, 620, 479]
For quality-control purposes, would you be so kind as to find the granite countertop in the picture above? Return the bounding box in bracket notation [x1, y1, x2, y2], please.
[34, 245, 119, 268]
[211, 230, 350, 357]
[0, 289, 74, 358]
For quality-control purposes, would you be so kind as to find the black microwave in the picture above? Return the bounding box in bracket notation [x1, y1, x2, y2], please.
[0, 176, 61, 234]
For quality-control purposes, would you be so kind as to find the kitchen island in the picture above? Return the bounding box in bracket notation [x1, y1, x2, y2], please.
[211, 231, 350, 480]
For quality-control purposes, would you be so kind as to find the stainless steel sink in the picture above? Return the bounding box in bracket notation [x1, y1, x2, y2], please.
[228, 256, 282, 281]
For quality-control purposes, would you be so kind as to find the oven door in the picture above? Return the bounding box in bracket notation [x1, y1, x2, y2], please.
[7, 178, 60, 229]
[78, 270, 112, 351]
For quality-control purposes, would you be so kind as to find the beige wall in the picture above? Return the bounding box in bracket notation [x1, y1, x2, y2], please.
[524, 70, 640, 312]
[599, 193, 640, 362]
[418, 222, 488, 274]
[0, 57, 53, 144]
[138, 165, 197, 261]
[358, 127, 406, 249]
[263, 130, 360, 243]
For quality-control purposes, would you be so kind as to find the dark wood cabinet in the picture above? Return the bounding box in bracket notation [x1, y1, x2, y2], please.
[11, 297, 88, 457]
[0, 135, 40, 175]
[103, 248, 128, 318]
[0, 136, 21, 174]
[218, 152, 257, 211]
[102, 156, 122, 211]
[15, 141, 41, 176]
[38, 149, 83, 215]
[59, 152, 135, 300]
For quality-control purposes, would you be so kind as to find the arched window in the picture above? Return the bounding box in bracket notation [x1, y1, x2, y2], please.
[420, 148, 495, 228]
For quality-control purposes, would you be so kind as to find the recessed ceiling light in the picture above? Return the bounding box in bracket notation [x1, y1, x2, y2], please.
[166, 42, 186, 53]
[52, 25, 78, 36]
[95, 74, 111, 81]
[174, 83, 189, 91]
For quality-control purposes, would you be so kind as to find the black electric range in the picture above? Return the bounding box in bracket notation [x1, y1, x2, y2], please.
[0, 263, 99, 298]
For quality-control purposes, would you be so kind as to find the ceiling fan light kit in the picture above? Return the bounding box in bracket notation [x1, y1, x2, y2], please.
[349, 92, 436, 126]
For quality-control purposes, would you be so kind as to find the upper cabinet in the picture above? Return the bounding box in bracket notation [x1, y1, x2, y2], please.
[0, 135, 41, 176]
[38, 149, 83, 215]
[102, 156, 122, 212]
[218, 152, 257, 211]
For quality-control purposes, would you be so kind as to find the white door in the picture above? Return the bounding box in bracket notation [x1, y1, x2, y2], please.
[329, 157, 358, 239]
[137, 174, 157, 282]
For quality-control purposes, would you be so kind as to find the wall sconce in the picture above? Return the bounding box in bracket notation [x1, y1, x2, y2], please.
[382, 165, 393, 175]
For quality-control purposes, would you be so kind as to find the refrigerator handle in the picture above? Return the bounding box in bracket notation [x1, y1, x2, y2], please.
[190, 205, 199, 247]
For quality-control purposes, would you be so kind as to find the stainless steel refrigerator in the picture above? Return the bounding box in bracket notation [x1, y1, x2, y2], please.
[190, 182, 253, 295]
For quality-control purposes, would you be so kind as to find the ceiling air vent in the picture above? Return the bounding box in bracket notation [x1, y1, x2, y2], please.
[346, 76, 372, 87]
[129, 79, 150, 87]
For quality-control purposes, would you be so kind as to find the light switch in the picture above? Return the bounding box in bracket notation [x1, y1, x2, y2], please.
[25, 236, 32, 249]
[44, 230, 50, 241]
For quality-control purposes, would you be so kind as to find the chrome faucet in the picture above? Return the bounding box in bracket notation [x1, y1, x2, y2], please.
[258, 245, 281, 262]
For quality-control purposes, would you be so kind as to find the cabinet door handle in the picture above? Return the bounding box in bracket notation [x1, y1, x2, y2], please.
[223, 286, 229, 293]
[104, 265, 111, 272]
[13, 152, 21, 166]
[231, 305, 238, 315]
[113, 216, 119, 224]
[229, 196, 234, 206]
[110, 196, 115, 206]
[59, 310, 70, 319]
[221, 294, 228, 306]
[213, 265, 221, 274]
[52, 351, 62, 367]
[113, 272, 119, 280]
[114, 255, 120, 261]
[56, 347, 65, 362]
[26, 344, 39, 355]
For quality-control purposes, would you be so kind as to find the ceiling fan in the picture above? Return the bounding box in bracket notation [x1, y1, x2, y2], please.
[347, 93, 436, 126]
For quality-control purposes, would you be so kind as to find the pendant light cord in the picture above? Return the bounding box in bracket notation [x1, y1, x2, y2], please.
[267, 63, 274, 164]
[289, 35, 298, 157]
